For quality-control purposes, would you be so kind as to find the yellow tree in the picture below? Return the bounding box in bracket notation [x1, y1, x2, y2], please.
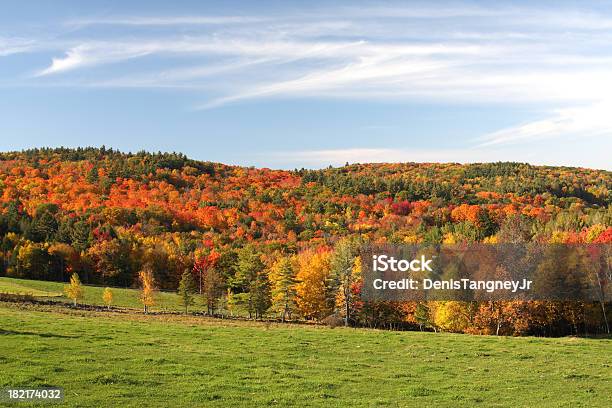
[431, 301, 472, 333]
[295, 248, 332, 320]
[102, 287, 113, 310]
[64, 272, 84, 306]
[139, 267, 156, 314]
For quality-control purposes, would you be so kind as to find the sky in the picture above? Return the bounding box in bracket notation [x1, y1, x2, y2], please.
[0, 0, 611, 170]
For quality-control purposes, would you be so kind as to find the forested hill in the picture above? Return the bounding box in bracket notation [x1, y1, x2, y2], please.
[0, 147, 610, 290]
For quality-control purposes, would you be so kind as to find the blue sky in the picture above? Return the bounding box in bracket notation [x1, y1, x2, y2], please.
[1, 0, 611, 170]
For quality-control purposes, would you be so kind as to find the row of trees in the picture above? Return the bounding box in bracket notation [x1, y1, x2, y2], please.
[182, 238, 364, 325]
[180, 237, 611, 336]
[63, 258, 611, 337]
[64, 269, 155, 313]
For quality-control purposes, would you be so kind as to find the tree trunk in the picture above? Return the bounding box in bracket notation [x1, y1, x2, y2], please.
[600, 301, 610, 334]
[344, 269, 352, 327]
[344, 289, 350, 327]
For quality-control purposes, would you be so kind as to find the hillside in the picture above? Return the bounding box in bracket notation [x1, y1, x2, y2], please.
[0, 147, 610, 335]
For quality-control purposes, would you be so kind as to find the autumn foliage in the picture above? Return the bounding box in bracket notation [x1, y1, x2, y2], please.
[64, 272, 83, 306]
[102, 287, 113, 309]
[139, 267, 156, 314]
[0, 148, 610, 335]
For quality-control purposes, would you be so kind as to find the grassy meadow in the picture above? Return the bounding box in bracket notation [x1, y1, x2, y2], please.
[0, 278, 63, 298]
[0, 277, 209, 312]
[0, 302, 611, 407]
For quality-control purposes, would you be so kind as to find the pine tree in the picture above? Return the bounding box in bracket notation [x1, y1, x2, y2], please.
[235, 245, 270, 319]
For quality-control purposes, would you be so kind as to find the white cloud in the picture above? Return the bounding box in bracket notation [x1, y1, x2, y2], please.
[35, 43, 160, 76]
[36, 46, 85, 75]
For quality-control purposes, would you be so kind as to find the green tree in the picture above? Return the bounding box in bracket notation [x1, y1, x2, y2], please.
[71, 221, 92, 252]
[16, 242, 52, 280]
[177, 269, 196, 314]
[26, 204, 59, 242]
[202, 267, 225, 315]
[235, 245, 270, 319]
[414, 302, 432, 331]
[269, 256, 297, 322]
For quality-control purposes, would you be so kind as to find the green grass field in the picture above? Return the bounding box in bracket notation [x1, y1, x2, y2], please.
[0, 302, 610, 407]
[0, 279, 62, 298]
[0, 277, 209, 312]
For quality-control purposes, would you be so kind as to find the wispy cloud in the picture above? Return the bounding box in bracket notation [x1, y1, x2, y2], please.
[0, 37, 36, 57]
[8, 3, 612, 150]
[478, 101, 612, 146]
[34, 37, 383, 76]
[63, 6, 515, 29]
[196, 48, 476, 108]
[66, 15, 265, 28]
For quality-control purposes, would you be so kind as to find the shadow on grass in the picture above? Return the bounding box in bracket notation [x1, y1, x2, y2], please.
[0, 328, 76, 338]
